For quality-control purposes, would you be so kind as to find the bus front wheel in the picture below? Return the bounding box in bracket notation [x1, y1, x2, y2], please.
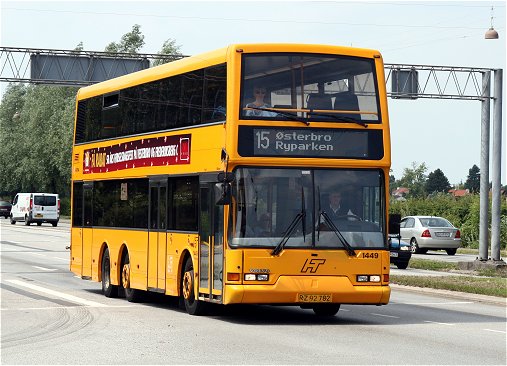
[101, 247, 118, 298]
[181, 257, 206, 315]
[312, 304, 340, 316]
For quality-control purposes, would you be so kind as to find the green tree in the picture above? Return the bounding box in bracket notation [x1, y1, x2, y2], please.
[0, 85, 77, 199]
[464, 164, 480, 193]
[389, 173, 396, 193]
[74, 42, 84, 52]
[0, 84, 27, 196]
[0, 27, 182, 212]
[104, 24, 145, 54]
[426, 168, 451, 194]
[153, 38, 183, 66]
[398, 162, 428, 198]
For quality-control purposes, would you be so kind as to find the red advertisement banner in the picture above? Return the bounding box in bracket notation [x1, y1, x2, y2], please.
[83, 134, 191, 174]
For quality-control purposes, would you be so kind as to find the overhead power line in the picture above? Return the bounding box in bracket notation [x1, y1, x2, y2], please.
[3, 7, 503, 30]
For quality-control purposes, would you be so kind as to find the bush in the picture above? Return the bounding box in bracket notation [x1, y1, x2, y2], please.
[390, 194, 506, 249]
[60, 196, 71, 217]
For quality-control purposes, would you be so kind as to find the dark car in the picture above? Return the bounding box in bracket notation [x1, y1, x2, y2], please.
[389, 235, 412, 269]
[0, 200, 12, 219]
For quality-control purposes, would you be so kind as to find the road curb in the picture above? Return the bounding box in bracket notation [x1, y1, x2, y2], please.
[391, 283, 506, 306]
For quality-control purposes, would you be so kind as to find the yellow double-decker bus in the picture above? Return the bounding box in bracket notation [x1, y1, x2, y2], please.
[70, 43, 397, 316]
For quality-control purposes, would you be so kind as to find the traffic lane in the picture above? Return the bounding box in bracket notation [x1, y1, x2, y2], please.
[1, 218, 70, 240]
[1, 219, 505, 364]
[0, 237, 70, 282]
[1, 279, 505, 365]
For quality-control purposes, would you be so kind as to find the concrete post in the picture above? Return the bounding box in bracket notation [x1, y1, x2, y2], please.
[491, 69, 503, 262]
[479, 71, 491, 261]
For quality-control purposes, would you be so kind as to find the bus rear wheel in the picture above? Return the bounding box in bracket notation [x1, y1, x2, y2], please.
[101, 247, 118, 298]
[121, 252, 142, 302]
[181, 257, 206, 315]
[312, 304, 340, 316]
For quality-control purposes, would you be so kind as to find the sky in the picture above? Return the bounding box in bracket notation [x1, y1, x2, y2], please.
[1, 0, 505, 185]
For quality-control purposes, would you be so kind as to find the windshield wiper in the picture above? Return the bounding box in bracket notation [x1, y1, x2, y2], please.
[307, 111, 368, 128]
[319, 210, 356, 257]
[272, 187, 306, 256]
[247, 106, 310, 126]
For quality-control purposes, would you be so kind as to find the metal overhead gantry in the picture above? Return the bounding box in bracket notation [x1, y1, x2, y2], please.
[0, 47, 504, 264]
[0, 46, 184, 85]
[386, 63, 504, 265]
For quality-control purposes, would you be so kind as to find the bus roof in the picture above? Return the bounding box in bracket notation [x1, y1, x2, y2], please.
[77, 46, 228, 100]
[77, 43, 382, 100]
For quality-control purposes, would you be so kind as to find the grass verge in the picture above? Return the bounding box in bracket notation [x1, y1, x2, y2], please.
[407, 258, 507, 278]
[390, 275, 507, 298]
[458, 248, 507, 256]
[408, 258, 458, 272]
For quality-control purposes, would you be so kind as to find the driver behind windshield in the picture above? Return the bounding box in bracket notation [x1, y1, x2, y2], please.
[327, 189, 358, 220]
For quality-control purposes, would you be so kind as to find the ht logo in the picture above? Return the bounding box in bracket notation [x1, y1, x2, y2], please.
[301, 258, 326, 273]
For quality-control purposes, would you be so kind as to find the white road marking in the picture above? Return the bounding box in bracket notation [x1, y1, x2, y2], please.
[371, 313, 400, 319]
[0, 305, 139, 311]
[6, 279, 107, 307]
[32, 266, 58, 271]
[31, 253, 68, 262]
[483, 329, 506, 334]
[424, 320, 455, 326]
[395, 301, 474, 305]
[50, 256, 68, 261]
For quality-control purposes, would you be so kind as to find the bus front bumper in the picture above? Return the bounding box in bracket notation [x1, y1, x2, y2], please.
[224, 275, 390, 305]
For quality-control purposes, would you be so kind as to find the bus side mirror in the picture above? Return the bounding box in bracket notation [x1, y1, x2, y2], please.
[217, 172, 234, 183]
[388, 213, 401, 235]
[215, 182, 231, 205]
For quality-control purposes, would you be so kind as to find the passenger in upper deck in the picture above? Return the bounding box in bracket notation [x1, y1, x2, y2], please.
[244, 86, 277, 117]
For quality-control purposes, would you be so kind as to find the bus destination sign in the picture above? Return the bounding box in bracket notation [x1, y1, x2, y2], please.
[238, 126, 383, 159]
[82, 134, 191, 174]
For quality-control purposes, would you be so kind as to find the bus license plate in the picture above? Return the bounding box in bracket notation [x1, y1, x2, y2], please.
[298, 294, 332, 303]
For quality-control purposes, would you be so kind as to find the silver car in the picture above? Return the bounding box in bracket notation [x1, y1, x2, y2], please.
[400, 216, 461, 255]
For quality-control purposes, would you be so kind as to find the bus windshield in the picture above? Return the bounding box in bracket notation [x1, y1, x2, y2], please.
[229, 167, 385, 249]
[240, 53, 380, 123]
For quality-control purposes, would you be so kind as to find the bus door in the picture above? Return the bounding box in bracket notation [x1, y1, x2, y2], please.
[148, 179, 168, 291]
[82, 182, 93, 279]
[198, 182, 224, 302]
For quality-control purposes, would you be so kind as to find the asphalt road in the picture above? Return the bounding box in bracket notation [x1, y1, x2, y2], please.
[1, 219, 505, 365]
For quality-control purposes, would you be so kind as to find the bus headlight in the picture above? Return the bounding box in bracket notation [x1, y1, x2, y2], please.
[244, 273, 269, 281]
[369, 275, 381, 282]
[357, 275, 381, 282]
[256, 274, 269, 281]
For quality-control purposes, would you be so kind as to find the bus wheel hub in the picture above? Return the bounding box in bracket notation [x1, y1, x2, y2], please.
[183, 272, 193, 300]
[122, 263, 130, 288]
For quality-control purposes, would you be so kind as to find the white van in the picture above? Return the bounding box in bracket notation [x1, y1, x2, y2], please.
[10, 193, 60, 227]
